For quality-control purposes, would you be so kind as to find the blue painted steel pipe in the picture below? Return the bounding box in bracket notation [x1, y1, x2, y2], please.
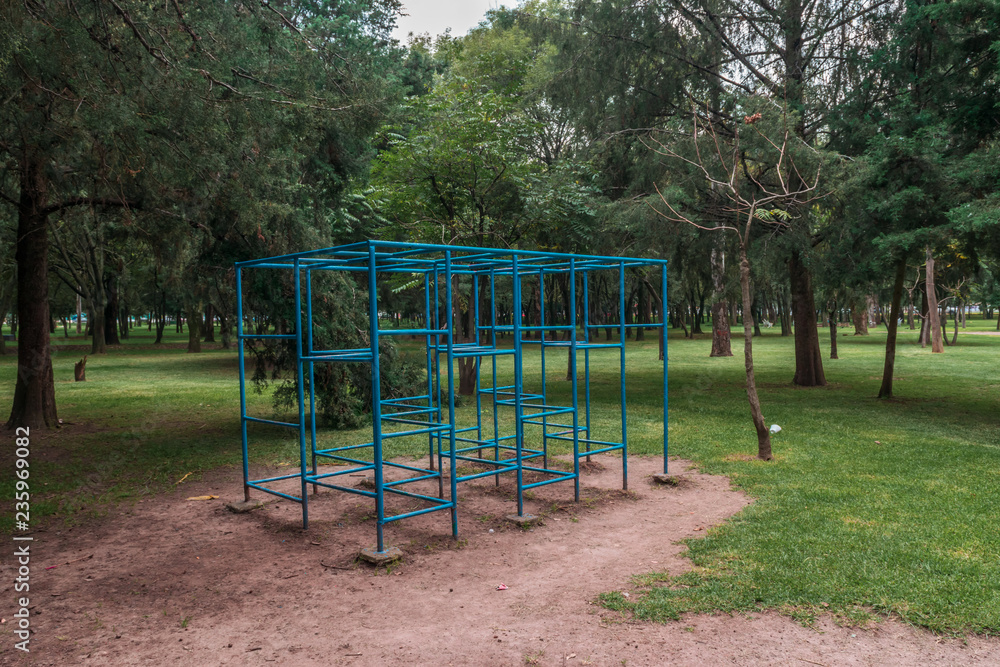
[234, 240, 667, 548]
[367, 245, 386, 553]
[619, 260, 628, 491]
[294, 259, 310, 528]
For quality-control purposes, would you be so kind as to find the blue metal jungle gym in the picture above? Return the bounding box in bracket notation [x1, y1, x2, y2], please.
[235, 241, 668, 555]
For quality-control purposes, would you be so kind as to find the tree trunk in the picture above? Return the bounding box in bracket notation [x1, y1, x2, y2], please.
[828, 301, 838, 360]
[852, 303, 869, 335]
[74, 356, 87, 382]
[455, 276, 476, 395]
[203, 303, 216, 342]
[709, 241, 732, 357]
[76, 293, 83, 334]
[219, 310, 231, 349]
[739, 243, 771, 461]
[925, 247, 943, 353]
[635, 282, 646, 341]
[104, 280, 121, 346]
[7, 156, 59, 430]
[946, 306, 958, 346]
[154, 311, 166, 345]
[789, 251, 826, 386]
[187, 304, 202, 353]
[90, 304, 107, 354]
[919, 287, 929, 347]
[878, 257, 907, 398]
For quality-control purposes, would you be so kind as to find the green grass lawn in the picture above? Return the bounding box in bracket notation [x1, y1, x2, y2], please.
[1, 318, 998, 634]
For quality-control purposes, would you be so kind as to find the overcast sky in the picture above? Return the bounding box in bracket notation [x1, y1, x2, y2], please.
[393, 1, 509, 41]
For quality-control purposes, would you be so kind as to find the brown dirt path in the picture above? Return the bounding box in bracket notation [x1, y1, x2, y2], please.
[2, 455, 998, 666]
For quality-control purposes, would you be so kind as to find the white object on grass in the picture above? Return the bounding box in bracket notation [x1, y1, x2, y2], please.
[769, 424, 782, 434]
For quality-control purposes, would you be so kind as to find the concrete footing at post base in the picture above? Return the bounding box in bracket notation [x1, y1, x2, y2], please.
[225, 500, 264, 513]
[504, 513, 541, 527]
[359, 546, 403, 565]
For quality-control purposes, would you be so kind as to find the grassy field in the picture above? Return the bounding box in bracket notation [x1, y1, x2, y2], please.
[1, 318, 998, 634]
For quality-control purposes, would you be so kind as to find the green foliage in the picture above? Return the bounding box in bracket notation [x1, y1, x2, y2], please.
[243, 269, 421, 429]
[373, 74, 598, 250]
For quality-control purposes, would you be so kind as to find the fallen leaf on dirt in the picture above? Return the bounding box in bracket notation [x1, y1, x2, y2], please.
[175, 472, 193, 485]
[186, 495, 219, 501]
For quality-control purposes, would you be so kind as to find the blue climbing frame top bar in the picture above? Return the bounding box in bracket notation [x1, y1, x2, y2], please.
[236, 240, 668, 270]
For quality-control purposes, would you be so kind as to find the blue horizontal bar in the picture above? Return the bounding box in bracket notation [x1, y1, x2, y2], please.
[518, 402, 574, 411]
[383, 395, 431, 404]
[316, 443, 374, 454]
[384, 472, 440, 487]
[382, 409, 439, 420]
[382, 425, 452, 439]
[305, 480, 376, 498]
[247, 482, 302, 503]
[382, 416, 446, 427]
[455, 467, 515, 483]
[378, 328, 448, 336]
[252, 472, 304, 484]
[585, 323, 665, 329]
[430, 347, 516, 358]
[384, 460, 441, 474]
[241, 239, 668, 270]
[308, 465, 375, 480]
[522, 475, 577, 491]
[304, 353, 372, 362]
[575, 444, 624, 457]
[243, 416, 299, 429]
[315, 453, 372, 466]
[383, 487, 453, 505]
[382, 503, 455, 524]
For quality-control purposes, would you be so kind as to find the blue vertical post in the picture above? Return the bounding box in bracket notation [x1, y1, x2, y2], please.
[236, 267, 250, 502]
[306, 268, 317, 495]
[491, 269, 500, 482]
[474, 272, 483, 458]
[293, 259, 309, 528]
[583, 271, 591, 462]
[512, 255, 525, 516]
[444, 251, 458, 538]
[539, 267, 547, 469]
[367, 245, 386, 552]
[570, 258, 580, 502]
[662, 263, 669, 474]
[618, 260, 628, 491]
[434, 269, 443, 496]
[424, 272, 435, 472]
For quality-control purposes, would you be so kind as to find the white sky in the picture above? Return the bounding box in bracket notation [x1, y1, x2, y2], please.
[393, 1, 508, 41]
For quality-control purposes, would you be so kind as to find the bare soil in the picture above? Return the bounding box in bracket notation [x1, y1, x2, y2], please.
[3, 455, 998, 666]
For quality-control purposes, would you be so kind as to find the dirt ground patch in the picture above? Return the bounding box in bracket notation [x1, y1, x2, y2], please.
[3, 455, 998, 666]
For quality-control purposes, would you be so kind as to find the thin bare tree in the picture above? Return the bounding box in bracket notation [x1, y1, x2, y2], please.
[646, 107, 826, 460]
